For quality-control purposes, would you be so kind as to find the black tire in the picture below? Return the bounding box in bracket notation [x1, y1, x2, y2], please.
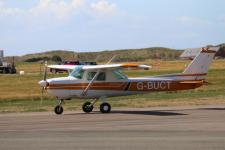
[100, 103, 111, 113]
[82, 102, 93, 113]
[54, 105, 63, 115]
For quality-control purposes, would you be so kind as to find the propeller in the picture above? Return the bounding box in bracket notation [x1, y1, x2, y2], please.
[40, 61, 48, 105]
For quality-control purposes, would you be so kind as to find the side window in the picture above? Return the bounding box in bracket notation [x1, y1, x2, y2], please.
[87, 72, 96, 81]
[87, 72, 106, 81]
[97, 72, 106, 81]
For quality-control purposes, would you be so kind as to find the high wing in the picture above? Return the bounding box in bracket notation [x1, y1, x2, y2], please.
[82, 64, 151, 70]
[48, 65, 76, 71]
[48, 64, 151, 71]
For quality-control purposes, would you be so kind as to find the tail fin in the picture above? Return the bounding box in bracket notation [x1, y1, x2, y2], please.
[182, 46, 219, 79]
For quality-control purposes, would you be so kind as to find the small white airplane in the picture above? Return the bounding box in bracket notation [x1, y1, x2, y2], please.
[39, 47, 219, 115]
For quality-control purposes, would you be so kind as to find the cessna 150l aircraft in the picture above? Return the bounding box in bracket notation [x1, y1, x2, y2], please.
[39, 47, 219, 115]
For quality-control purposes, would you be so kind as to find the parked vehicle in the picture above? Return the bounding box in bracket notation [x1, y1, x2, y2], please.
[0, 50, 16, 74]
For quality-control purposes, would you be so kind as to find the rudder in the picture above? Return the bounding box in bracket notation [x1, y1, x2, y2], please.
[182, 47, 219, 79]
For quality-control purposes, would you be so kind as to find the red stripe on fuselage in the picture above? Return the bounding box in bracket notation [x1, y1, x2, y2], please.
[47, 80, 204, 92]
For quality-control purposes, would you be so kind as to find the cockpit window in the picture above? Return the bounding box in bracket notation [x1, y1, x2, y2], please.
[70, 67, 84, 79]
[87, 72, 106, 81]
[113, 70, 127, 80]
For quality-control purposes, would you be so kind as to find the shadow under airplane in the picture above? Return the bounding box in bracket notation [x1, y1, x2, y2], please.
[198, 107, 225, 111]
[111, 110, 187, 116]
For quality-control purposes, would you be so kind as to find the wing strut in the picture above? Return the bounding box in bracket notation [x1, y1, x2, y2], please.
[81, 70, 100, 96]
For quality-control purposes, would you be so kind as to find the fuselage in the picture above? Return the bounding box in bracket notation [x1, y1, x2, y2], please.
[45, 73, 204, 99]
[37, 47, 219, 115]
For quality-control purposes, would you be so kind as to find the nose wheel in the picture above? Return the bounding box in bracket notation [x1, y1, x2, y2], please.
[54, 105, 63, 115]
[54, 99, 64, 115]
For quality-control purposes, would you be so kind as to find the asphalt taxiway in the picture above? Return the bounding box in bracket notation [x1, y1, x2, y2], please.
[0, 105, 225, 150]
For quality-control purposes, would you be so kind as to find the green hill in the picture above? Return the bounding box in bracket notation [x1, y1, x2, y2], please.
[13, 43, 225, 62]
[21, 50, 76, 62]
[78, 47, 182, 62]
[20, 47, 182, 62]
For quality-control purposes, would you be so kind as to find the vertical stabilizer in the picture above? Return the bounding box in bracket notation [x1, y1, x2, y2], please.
[182, 47, 219, 79]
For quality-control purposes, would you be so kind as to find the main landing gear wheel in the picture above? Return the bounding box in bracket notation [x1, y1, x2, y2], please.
[100, 103, 111, 113]
[54, 105, 63, 115]
[82, 102, 94, 113]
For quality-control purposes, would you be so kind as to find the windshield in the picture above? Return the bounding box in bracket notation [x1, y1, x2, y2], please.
[69, 66, 84, 79]
[113, 70, 128, 80]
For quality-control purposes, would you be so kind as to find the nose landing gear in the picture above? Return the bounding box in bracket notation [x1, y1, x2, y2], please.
[54, 99, 64, 115]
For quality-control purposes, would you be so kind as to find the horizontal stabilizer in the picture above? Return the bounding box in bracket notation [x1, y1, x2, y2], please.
[179, 80, 204, 84]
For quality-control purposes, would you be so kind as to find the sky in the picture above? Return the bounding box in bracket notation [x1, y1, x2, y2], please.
[0, 0, 225, 56]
